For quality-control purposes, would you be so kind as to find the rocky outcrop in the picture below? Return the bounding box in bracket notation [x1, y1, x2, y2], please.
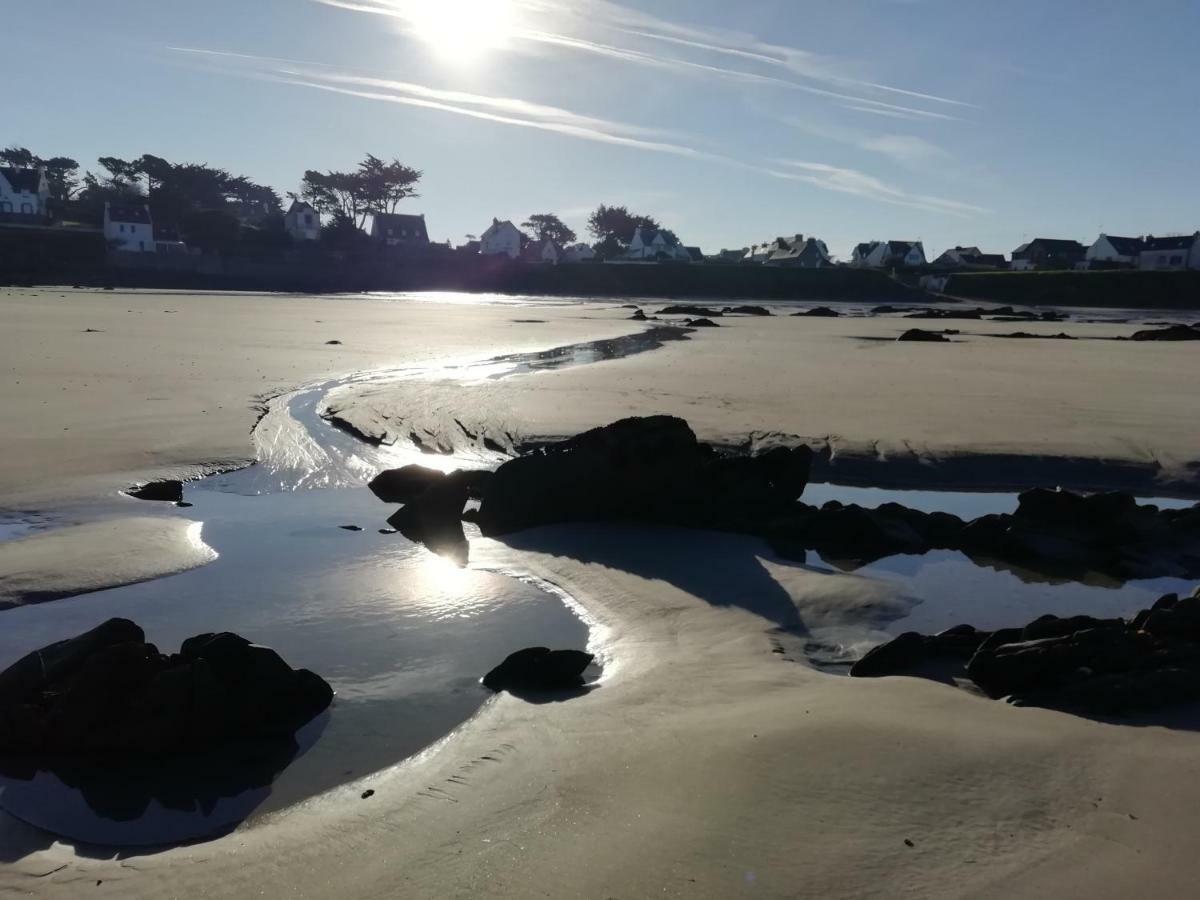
[369, 465, 492, 505]
[126, 480, 184, 503]
[0, 620, 332, 756]
[387, 478, 471, 565]
[687, 318, 719, 328]
[659, 305, 723, 317]
[898, 329, 952, 342]
[793, 307, 840, 317]
[852, 588, 1200, 716]
[482, 647, 594, 693]
[722, 305, 773, 316]
[474, 416, 812, 538]
[1131, 324, 1200, 342]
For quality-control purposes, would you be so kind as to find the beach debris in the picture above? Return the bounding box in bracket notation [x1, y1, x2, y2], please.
[361, 789, 375, 800]
[904, 839, 915, 848]
[1130, 324, 1200, 341]
[687, 318, 719, 327]
[793, 307, 840, 317]
[0, 619, 333, 756]
[474, 416, 812, 538]
[897, 329, 952, 342]
[126, 479, 184, 503]
[325, 339, 343, 345]
[722, 305, 773, 316]
[482, 647, 594, 693]
[852, 587, 1200, 717]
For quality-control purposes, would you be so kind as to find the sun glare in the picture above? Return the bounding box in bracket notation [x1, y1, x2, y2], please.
[402, 0, 519, 63]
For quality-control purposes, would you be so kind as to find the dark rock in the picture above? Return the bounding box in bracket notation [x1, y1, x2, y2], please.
[851, 626, 987, 678]
[361, 789, 375, 799]
[687, 317, 719, 327]
[325, 340, 343, 345]
[482, 647, 594, 692]
[659, 305, 723, 317]
[722, 305, 773, 316]
[793, 307, 840, 317]
[368, 465, 447, 504]
[0, 622, 332, 757]
[339, 525, 363, 532]
[871, 305, 918, 315]
[905, 309, 982, 321]
[387, 477, 470, 564]
[176, 501, 193, 508]
[999, 331, 1076, 340]
[1131, 324, 1200, 342]
[475, 416, 811, 538]
[898, 329, 951, 343]
[628, 309, 648, 321]
[127, 480, 184, 503]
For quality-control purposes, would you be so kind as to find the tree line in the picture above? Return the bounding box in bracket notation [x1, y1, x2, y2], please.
[3, 144, 666, 259]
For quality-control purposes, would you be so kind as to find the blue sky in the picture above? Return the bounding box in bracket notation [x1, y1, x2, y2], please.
[9, 0, 1199, 258]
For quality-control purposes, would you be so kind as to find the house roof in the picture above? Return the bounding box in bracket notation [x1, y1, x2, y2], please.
[0, 166, 43, 193]
[637, 227, 680, 248]
[373, 213, 429, 241]
[685, 246, 704, 262]
[107, 203, 152, 225]
[974, 254, 1007, 267]
[886, 240, 918, 256]
[1100, 235, 1146, 256]
[1028, 238, 1086, 251]
[854, 242, 877, 257]
[1143, 234, 1198, 252]
[286, 199, 317, 216]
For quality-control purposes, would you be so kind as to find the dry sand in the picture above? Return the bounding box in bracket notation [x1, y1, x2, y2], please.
[1, 289, 1199, 897]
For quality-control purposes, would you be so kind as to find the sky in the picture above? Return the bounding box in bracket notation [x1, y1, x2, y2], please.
[8, 0, 1200, 259]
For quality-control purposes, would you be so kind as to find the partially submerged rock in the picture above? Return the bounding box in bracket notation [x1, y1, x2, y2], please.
[687, 317, 719, 328]
[387, 478, 470, 565]
[722, 305, 772, 316]
[126, 480, 184, 503]
[482, 647, 594, 693]
[851, 589, 1200, 717]
[793, 306, 840, 317]
[369, 465, 491, 504]
[659, 305, 723, 317]
[0, 620, 332, 756]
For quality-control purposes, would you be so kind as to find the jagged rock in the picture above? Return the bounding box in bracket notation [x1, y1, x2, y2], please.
[850, 625, 985, 677]
[1131, 324, 1200, 341]
[0, 621, 332, 757]
[127, 480, 184, 503]
[629, 309, 648, 321]
[475, 416, 811, 538]
[687, 318, 719, 327]
[898, 329, 951, 343]
[482, 647, 594, 692]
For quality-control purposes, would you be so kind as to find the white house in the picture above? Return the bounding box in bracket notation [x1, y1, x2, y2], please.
[624, 226, 691, 261]
[284, 200, 321, 241]
[850, 242, 878, 267]
[865, 240, 926, 268]
[562, 243, 596, 263]
[0, 166, 50, 218]
[104, 202, 156, 253]
[1139, 233, 1200, 270]
[522, 237, 561, 264]
[766, 235, 831, 268]
[1085, 234, 1145, 267]
[480, 219, 524, 258]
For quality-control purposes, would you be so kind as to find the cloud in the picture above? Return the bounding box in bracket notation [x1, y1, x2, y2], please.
[857, 134, 951, 165]
[311, 0, 975, 119]
[171, 46, 984, 219]
[769, 160, 987, 217]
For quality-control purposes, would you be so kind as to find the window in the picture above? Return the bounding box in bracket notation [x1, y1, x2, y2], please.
[120, 224, 126, 233]
[1170, 255, 1183, 266]
[20, 203, 32, 215]
[304, 214, 313, 226]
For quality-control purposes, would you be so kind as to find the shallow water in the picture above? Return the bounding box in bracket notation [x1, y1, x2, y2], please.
[801, 484, 1197, 666]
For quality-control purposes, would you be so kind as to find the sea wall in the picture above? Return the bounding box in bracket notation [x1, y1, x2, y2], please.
[946, 270, 1200, 310]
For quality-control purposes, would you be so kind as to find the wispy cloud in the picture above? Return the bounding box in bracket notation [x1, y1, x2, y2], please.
[311, 0, 975, 120]
[769, 160, 987, 217]
[171, 46, 983, 218]
[858, 134, 951, 165]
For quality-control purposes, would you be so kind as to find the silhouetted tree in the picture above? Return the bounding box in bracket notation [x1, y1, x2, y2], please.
[358, 154, 421, 215]
[587, 205, 659, 258]
[301, 154, 421, 230]
[0, 147, 81, 203]
[522, 213, 576, 246]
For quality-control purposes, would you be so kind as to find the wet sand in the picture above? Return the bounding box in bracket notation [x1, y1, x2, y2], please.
[2, 288, 1200, 897]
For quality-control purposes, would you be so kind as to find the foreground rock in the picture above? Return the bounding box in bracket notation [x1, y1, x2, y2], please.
[0, 620, 332, 756]
[482, 647, 594, 693]
[126, 480, 184, 503]
[687, 317, 719, 328]
[793, 306, 840, 317]
[659, 305, 723, 317]
[851, 589, 1200, 717]
[387, 477, 471, 565]
[474, 416, 812, 538]
[369, 465, 492, 505]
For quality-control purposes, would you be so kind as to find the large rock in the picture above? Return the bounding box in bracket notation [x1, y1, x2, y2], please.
[368, 465, 448, 504]
[1131, 324, 1200, 342]
[387, 477, 470, 565]
[0, 621, 332, 757]
[722, 305, 773, 316]
[850, 625, 985, 677]
[127, 480, 183, 503]
[898, 329, 951, 343]
[659, 305, 723, 317]
[475, 416, 812, 537]
[482, 647, 594, 693]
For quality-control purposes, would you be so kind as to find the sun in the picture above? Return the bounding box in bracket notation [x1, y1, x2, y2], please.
[401, 0, 519, 63]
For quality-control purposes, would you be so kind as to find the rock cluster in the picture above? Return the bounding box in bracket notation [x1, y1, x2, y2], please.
[851, 588, 1200, 716]
[0, 620, 332, 756]
[1131, 324, 1200, 341]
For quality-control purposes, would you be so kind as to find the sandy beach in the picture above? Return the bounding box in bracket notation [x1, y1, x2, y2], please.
[1, 288, 1199, 898]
